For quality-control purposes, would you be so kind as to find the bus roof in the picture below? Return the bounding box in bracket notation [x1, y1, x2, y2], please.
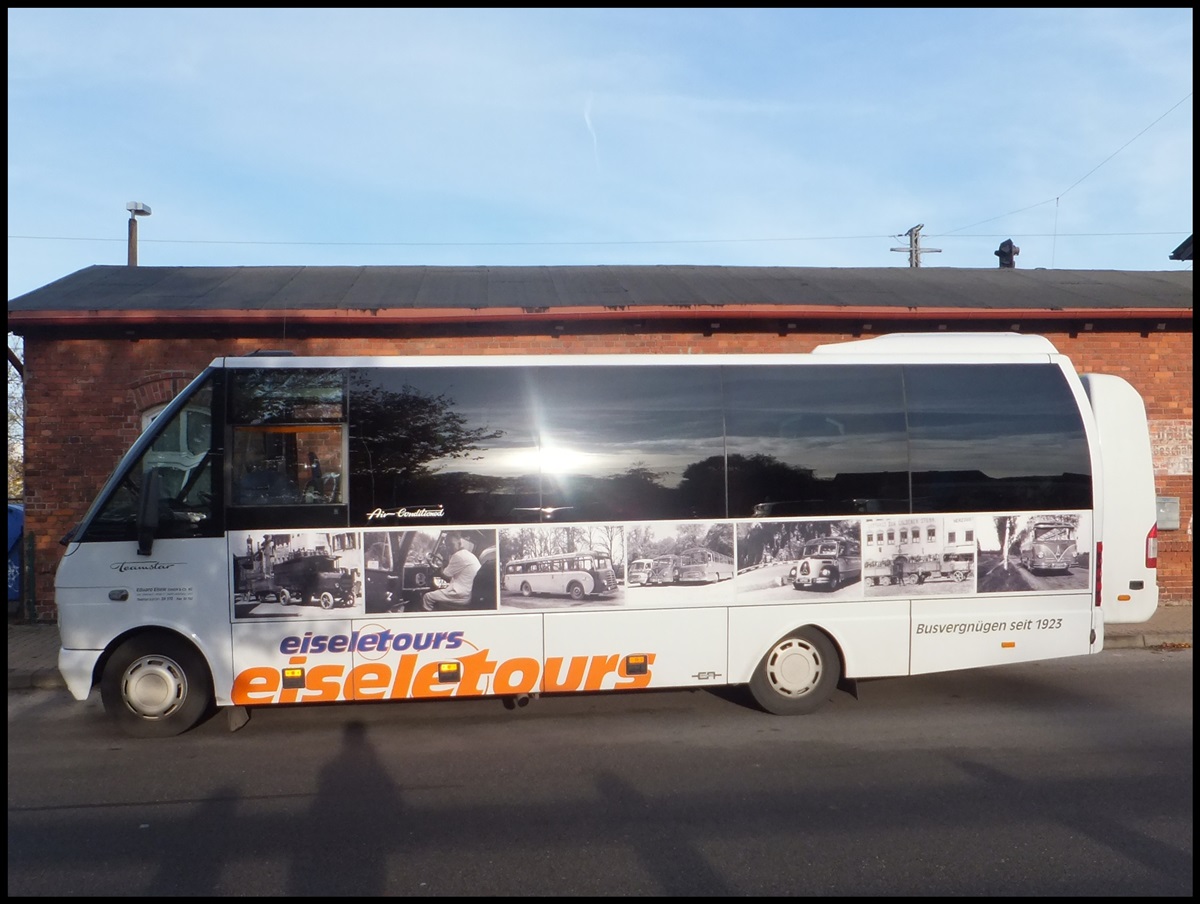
[507, 551, 604, 563]
[811, 332, 1058, 356]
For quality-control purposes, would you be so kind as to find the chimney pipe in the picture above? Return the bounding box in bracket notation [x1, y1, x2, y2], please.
[125, 202, 152, 266]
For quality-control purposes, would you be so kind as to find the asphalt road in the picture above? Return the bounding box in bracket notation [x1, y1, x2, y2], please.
[8, 648, 1192, 896]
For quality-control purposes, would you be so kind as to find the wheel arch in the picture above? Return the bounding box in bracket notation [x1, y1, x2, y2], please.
[92, 625, 214, 694]
[729, 605, 899, 687]
[746, 622, 846, 715]
[737, 619, 847, 685]
[778, 623, 846, 674]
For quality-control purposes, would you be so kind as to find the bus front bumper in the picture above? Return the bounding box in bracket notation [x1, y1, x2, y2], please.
[58, 647, 103, 702]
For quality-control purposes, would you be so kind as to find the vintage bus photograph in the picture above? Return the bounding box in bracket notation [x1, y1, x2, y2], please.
[626, 557, 655, 587]
[498, 524, 623, 609]
[678, 545, 736, 584]
[977, 512, 1090, 594]
[646, 553, 682, 585]
[625, 521, 734, 604]
[734, 519, 862, 601]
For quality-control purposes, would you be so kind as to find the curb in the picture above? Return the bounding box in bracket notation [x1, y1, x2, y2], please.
[8, 668, 67, 692]
[1105, 633, 1193, 650]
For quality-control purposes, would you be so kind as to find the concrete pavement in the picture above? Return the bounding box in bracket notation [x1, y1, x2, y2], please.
[8, 602, 1191, 692]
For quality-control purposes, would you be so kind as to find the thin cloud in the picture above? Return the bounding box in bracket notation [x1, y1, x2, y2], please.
[6, 8, 1193, 299]
[584, 93, 600, 171]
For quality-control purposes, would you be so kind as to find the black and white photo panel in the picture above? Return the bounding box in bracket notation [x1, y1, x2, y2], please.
[499, 524, 626, 610]
[734, 518, 863, 602]
[231, 529, 365, 619]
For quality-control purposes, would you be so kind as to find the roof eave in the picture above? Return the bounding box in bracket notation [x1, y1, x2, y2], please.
[6, 304, 1193, 331]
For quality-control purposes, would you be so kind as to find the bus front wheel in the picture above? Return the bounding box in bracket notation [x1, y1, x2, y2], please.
[749, 628, 840, 716]
[520, 582, 533, 597]
[100, 633, 214, 738]
[567, 582, 585, 601]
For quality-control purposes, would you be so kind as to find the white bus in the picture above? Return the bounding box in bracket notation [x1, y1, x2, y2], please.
[54, 333, 1159, 737]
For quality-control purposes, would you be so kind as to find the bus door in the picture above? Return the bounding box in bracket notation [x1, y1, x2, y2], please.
[55, 374, 237, 705]
[228, 529, 358, 706]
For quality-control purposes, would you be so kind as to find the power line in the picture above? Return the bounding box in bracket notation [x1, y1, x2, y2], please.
[5, 230, 1185, 248]
[941, 91, 1192, 236]
[1058, 92, 1192, 199]
[6, 96, 1190, 258]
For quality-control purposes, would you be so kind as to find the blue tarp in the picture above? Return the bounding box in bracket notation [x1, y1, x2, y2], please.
[8, 503, 23, 602]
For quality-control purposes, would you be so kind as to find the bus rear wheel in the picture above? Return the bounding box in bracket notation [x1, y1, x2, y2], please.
[100, 633, 214, 738]
[749, 628, 840, 716]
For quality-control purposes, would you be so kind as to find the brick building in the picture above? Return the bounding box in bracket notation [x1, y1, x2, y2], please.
[7, 264, 1193, 621]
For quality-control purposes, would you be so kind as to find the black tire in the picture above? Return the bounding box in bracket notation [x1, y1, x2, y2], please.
[567, 582, 585, 601]
[748, 628, 840, 716]
[100, 633, 213, 738]
[520, 581, 533, 597]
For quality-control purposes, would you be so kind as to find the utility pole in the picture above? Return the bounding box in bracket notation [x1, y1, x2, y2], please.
[890, 224, 941, 268]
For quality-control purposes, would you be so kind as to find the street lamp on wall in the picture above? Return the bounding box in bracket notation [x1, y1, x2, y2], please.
[126, 201, 151, 267]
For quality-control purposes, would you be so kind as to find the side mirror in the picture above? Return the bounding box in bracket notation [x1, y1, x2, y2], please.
[137, 468, 162, 556]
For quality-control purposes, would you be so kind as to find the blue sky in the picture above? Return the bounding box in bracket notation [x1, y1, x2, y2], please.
[6, 8, 1193, 300]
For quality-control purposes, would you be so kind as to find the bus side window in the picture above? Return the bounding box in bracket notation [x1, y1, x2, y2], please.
[905, 364, 1092, 512]
[723, 363, 909, 517]
[227, 369, 347, 522]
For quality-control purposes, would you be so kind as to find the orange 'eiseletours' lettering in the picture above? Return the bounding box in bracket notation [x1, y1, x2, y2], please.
[231, 649, 656, 706]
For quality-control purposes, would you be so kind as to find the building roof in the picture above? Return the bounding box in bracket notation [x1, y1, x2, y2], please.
[8, 264, 1192, 332]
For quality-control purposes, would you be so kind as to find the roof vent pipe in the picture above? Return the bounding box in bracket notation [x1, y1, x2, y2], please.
[126, 202, 151, 267]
